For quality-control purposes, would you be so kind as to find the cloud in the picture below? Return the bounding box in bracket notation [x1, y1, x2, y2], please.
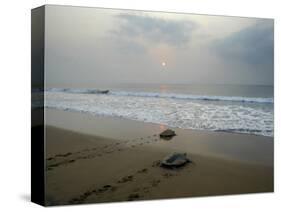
[214, 20, 273, 66]
[112, 13, 197, 46]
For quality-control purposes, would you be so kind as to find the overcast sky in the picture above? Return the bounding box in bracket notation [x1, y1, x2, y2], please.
[45, 5, 274, 87]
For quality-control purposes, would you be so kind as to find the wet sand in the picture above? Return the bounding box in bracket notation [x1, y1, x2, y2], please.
[45, 109, 273, 206]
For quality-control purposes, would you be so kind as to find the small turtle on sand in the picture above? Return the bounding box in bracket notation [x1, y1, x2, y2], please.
[161, 153, 191, 168]
[159, 129, 176, 138]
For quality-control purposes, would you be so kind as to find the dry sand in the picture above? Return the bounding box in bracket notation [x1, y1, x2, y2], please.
[45, 109, 273, 206]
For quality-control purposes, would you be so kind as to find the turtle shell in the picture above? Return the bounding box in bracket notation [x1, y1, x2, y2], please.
[161, 153, 190, 168]
[159, 129, 176, 138]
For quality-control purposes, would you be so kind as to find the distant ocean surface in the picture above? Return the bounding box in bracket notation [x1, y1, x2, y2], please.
[44, 84, 274, 137]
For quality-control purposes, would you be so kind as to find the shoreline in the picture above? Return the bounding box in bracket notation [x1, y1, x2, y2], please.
[45, 109, 273, 205]
[45, 106, 273, 138]
[46, 109, 273, 166]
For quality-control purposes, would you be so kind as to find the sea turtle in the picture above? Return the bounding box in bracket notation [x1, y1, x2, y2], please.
[159, 129, 176, 138]
[161, 153, 191, 168]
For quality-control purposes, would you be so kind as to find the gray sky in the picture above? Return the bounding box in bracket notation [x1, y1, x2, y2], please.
[45, 5, 274, 87]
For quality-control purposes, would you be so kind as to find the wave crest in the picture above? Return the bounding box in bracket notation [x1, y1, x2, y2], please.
[46, 88, 273, 104]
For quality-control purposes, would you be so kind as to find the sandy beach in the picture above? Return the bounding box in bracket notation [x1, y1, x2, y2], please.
[30, 6, 274, 207]
[45, 109, 273, 205]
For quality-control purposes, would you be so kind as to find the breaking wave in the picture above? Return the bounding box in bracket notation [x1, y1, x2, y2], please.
[46, 88, 273, 104]
[45, 89, 274, 137]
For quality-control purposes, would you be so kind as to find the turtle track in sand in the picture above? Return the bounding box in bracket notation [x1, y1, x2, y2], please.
[46, 134, 165, 171]
[68, 159, 193, 204]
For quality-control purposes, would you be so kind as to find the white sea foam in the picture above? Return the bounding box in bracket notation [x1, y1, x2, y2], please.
[46, 88, 273, 104]
[45, 90, 274, 137]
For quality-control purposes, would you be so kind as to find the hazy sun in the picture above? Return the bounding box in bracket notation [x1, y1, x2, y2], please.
[161, 62, 166, 67]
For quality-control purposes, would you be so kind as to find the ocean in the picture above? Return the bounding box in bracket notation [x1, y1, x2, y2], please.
[44, 84, 274, 137]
